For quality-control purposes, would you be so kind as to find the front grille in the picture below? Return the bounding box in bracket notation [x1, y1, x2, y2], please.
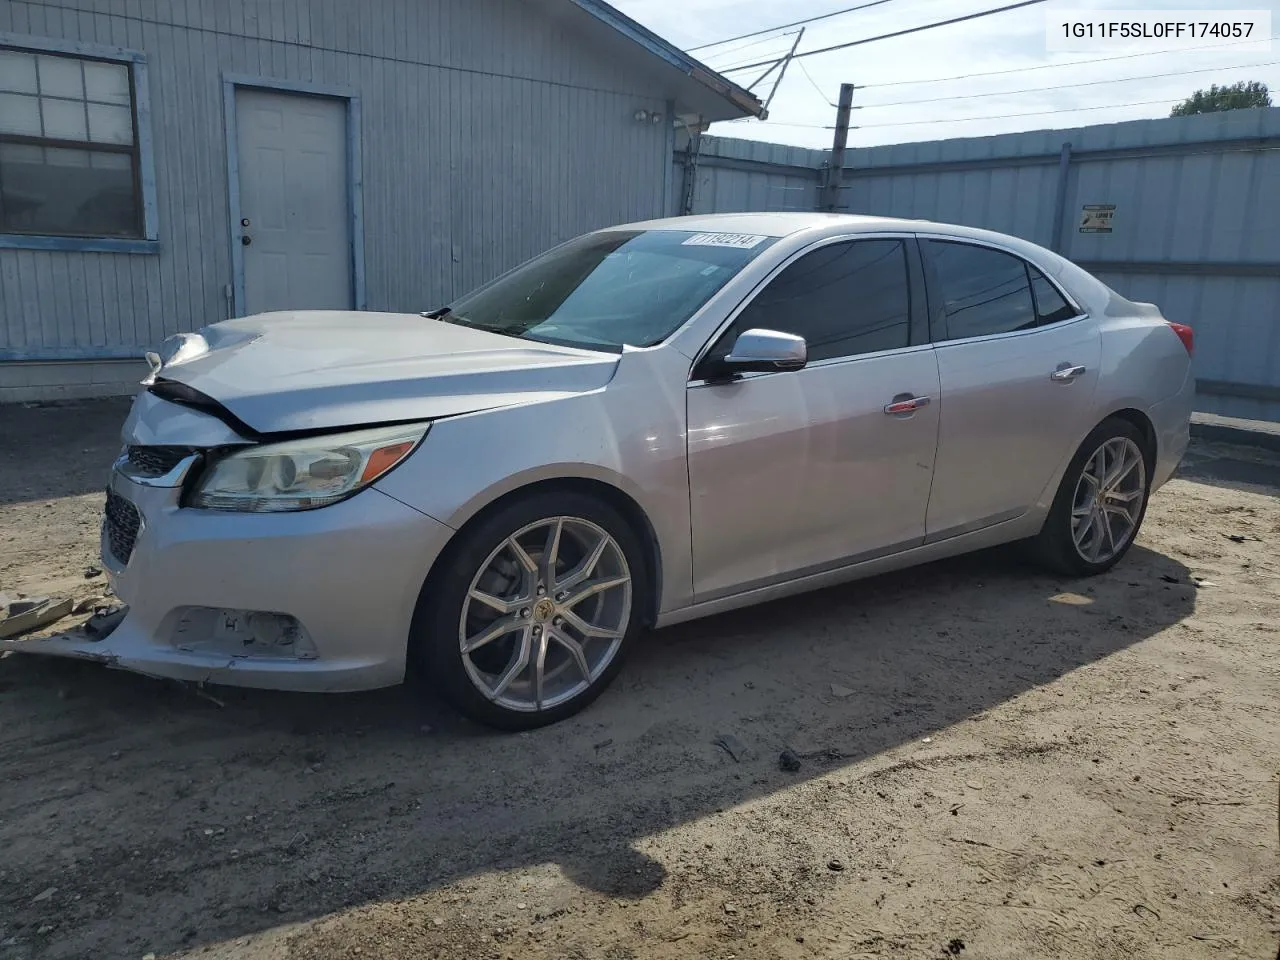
[126, 445, 194, 477]
[104, 490, 141, 564]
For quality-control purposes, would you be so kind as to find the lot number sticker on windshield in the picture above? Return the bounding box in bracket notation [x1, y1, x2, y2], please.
[682, 233, 768, 249]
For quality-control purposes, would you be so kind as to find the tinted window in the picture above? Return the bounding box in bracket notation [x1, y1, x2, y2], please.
[444, 229, 776, 352]
[723, 239, 911, 363]
[1029, 268, 1077, 324]
[926, 240, 1036, 340]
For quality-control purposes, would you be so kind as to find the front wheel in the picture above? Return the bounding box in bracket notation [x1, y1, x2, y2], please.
[1033, 417, 1152, 577]
[411, 491, 650, 730]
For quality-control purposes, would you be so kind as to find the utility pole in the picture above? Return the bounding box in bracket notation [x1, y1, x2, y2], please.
[822, 82, 855, 212]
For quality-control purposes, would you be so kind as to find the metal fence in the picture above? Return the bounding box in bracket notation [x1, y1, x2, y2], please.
[673, 107, 1280, 422]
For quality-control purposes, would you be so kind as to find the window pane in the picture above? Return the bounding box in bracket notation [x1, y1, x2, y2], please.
[2, 142, 41, 162]
[86, 101, 132, 144]
[36, 55, 83, 99]
[0, 50, 38, 94]
[83, 60, 131, 106]
[90, 150, 131, 170]
[1029, 269, 1077, 325]
[45, 146, 91, 167]
[0, 143, 139, 237]
[730, 240, 911, 362]
[0, 92, 42, 135]
[926, 241, 1036, 340]
[41, 96, 88, 140]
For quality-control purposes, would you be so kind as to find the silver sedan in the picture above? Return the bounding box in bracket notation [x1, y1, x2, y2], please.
[9, 214, 1195, 729]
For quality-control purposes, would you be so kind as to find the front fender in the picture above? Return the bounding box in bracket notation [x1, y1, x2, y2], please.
[374, 347, 695, 613]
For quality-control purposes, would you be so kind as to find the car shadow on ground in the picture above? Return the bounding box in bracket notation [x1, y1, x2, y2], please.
[0, 535, 1195, 958]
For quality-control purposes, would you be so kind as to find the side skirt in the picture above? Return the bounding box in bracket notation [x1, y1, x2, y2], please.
[654, 511, 1046, 629]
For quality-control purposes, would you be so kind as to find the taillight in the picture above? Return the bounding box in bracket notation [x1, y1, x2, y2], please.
[1167, 322, 1194, 356]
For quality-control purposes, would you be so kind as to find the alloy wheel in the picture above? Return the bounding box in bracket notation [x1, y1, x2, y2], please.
[458, 516, 632, 712]
[1070, 436, 1147, 564]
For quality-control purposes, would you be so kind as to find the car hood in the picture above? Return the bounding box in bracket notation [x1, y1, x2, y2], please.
[150, 310, 620, 434]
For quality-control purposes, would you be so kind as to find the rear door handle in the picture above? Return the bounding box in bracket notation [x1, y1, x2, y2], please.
[884, 394, 932, 415]
[1050, 363, 1087, 382]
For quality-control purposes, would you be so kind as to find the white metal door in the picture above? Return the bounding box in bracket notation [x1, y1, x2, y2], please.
[235, 88, 352, 314]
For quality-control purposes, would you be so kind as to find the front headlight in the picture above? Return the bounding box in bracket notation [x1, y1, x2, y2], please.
[189, 423, 429, 512]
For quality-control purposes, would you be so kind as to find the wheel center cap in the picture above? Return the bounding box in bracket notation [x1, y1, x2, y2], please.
[533, 598, 555, 622]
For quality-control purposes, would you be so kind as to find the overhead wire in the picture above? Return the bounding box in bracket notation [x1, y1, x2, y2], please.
[797, 61, 838, 108]
[859, 57, 1280, 108]
[695, 29, 803, 64]
[856, 96, 1182, 128]
[719, 94, 1206, 130]
[717, 0, 1052, 73]
[857, 34, 1279, 88]
[687, 0, 911, 52]
[690, 3, 1276, 137]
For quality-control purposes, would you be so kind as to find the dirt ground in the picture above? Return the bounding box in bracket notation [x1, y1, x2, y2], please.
[0, 399, 1277, 960]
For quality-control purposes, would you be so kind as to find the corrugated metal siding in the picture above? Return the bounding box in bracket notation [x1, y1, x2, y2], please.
[0, 0, 671, 360]
[672, 135, 819, 215]
[682, 110, 1280, 421]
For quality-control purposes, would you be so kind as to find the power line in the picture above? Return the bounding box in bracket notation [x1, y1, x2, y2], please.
[687, 0, 908, 52]
[697, 29, 802, 63]
[722, 94, 1191, 131]
[718, 0, 1051, 74]
[797, 60, 838, 107]
[859, 57, 1280, 108]
[714, 44, 819, 74]
[859, 96, 1178, 128]
[722, 120, 832, 129]
[857, 34, 1276, 88]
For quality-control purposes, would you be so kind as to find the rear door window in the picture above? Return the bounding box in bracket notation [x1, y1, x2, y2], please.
[924, 240, 1037, 341]
[1029, 268, 1078, 325]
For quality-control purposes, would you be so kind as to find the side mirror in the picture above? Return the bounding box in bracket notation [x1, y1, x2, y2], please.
[723, 328, 807, 373]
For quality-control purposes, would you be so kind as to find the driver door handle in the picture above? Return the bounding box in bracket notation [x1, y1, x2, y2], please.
[1050, 363, 1086, 382]
[884, 394, 931, 415]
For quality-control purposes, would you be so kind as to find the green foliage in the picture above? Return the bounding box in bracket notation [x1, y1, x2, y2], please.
[1170, 81, 1271, 116]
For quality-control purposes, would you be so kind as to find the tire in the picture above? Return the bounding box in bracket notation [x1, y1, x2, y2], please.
[1032, 416, 1153, 577]
[410, 490, 651, 731]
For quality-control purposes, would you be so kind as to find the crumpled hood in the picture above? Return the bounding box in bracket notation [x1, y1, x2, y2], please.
[152, 310, 620, 433]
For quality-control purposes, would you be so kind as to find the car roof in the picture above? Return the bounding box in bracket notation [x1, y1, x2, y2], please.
[609, 211, 1081, 284]
[613, 211, 1015, 240]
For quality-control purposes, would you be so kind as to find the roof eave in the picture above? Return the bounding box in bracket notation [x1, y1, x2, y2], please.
[565, 0, 766, 120]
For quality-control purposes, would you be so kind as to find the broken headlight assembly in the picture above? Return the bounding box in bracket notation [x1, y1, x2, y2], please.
[188, 423, 429, 512]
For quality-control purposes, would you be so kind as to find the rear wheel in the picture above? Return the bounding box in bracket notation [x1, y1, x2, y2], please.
[1033, 417, 1152, 576]
[411, 491, 649, 730]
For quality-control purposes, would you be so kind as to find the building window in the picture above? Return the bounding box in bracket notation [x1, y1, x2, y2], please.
[0, 44, 146, 241]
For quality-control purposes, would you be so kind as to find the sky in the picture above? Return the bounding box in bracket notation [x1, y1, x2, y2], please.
[608, 0, 1280, 149]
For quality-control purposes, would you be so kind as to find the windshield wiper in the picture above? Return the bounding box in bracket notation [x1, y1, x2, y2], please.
[458, 320, 525, 337]
[428, 310, 528, 339]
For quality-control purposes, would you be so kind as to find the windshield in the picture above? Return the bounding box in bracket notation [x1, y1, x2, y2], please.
[441, 229, 777, 352]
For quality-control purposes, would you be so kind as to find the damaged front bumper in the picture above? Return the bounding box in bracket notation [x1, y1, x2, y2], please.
[2, 398, 454, 693]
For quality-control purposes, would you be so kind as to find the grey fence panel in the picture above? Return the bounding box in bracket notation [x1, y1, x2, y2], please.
[673, 135, 822, 215]
[680, 109, 1280, 421]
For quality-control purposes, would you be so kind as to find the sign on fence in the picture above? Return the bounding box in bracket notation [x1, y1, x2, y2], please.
[1079, 203, 1116, 233]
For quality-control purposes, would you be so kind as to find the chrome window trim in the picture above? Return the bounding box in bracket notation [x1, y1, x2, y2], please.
[687, 231, 921, 381]
[688, 341, 935, 388]
[929, 312, 1092, 350]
